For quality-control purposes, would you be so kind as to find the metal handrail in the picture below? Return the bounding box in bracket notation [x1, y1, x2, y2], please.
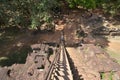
[44, 30, 68, 80]
[44, 47, 61, 80]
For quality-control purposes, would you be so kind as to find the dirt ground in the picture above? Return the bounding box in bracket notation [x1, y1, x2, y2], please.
[106, 37, 120, 64]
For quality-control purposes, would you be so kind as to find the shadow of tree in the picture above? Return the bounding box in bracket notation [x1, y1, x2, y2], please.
[0, 27, 21, 46]
[93, 35, 110, 48]
[0, 46, 32, 67]
[80, 12, 110, 48]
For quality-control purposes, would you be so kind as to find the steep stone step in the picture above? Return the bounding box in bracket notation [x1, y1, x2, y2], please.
[53, 45, 73, 80]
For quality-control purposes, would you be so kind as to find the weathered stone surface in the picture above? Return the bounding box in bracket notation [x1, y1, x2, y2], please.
[77, 44, 120, 80]
[113, 71, 120, 80]
[0, 43, 56, 80]
[79, 44, 120, 71]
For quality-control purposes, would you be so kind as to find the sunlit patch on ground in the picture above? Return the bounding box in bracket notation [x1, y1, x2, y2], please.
[105, 37, 120, 64]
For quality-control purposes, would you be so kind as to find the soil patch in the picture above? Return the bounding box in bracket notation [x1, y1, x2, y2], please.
[105, 37, 120, 64]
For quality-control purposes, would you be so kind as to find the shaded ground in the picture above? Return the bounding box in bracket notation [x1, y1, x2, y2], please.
[0, 30, 61, 56]
[0, 45, 32, 66]
[0, 29, 61, 66]
[0, 8, 84, 57]
[93, 35, 110, 48]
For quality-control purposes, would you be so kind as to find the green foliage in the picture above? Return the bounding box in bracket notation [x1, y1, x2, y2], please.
[109, 71, 113, 80]
[0, 0, 58, 29]
[66, 0, 120, 15]
[102, 0, 120, 16]
[66, 0, 97, 9]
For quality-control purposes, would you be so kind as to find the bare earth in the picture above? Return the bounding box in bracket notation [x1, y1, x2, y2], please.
[106, 37, 120, 64]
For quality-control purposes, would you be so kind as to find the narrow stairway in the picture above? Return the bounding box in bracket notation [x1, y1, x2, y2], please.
[53, 45, 73, 80]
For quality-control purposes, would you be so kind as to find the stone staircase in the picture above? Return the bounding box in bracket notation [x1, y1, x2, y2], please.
[51, 45, 73, 80]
